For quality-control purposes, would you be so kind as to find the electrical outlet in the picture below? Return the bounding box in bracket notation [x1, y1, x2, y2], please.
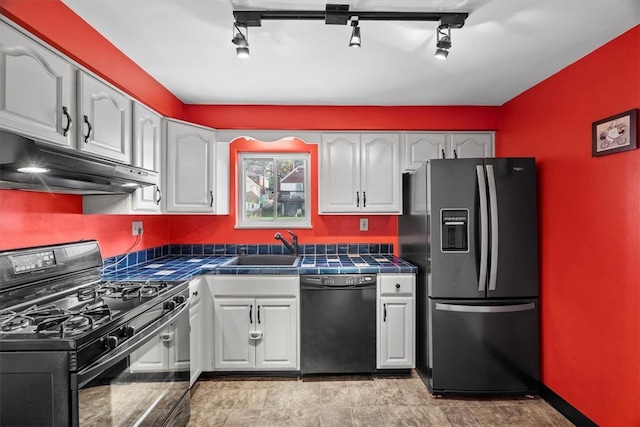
[132, 221, 143, 236]
[359, 217, 368, 232]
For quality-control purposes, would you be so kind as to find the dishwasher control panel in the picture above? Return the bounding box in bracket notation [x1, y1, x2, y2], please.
[300, 274, 376, 286]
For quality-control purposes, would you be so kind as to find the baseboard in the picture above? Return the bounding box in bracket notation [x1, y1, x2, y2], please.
[540, 385, 597, 427]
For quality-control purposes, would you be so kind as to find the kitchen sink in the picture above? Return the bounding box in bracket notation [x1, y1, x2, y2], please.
[222, 254, 300, 267]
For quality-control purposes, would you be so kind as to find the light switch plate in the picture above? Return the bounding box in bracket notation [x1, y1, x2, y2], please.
[359, 218, 368, 232]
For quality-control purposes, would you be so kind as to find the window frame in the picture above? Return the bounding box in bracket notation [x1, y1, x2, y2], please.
[236, 152, 311, 229]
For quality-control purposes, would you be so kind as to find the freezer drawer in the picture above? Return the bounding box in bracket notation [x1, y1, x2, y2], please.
[427, 298, 539, 394]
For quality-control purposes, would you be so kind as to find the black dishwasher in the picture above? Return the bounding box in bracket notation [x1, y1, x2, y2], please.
[300, 274, 376, 375]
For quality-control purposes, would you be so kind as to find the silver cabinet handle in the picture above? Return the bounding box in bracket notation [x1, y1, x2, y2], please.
[476, 165, 488, 292]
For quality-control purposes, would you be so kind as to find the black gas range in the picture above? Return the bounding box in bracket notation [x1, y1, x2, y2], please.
[0, 240, 191, 427]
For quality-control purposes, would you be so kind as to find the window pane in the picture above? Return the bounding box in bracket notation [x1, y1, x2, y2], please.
[276, 159, 306, 221]
[245, 159, 274, 221]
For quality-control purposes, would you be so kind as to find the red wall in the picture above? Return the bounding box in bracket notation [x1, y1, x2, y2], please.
[0, 190, 171, 257]
[498, 26, 640, 426]
[185, 104, 499, 131]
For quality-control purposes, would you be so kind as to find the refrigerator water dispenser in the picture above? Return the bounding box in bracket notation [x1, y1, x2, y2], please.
[441, 209, 469, 252]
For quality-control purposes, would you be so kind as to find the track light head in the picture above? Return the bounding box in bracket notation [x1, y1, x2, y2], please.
[434, 48, 449, 60]
[232, 23, 250, 58]
[349, 19, 361, 47]
[435, 25, 451, 59]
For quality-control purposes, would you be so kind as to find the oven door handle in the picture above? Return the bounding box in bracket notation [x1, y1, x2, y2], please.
[76, 302, 189, 388]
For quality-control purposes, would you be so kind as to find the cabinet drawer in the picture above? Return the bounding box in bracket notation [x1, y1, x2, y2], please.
[379, 275, 414, 296]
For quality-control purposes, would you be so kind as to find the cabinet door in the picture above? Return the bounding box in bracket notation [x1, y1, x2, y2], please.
[403, 133, 446, 171]
[132, 103, 162, 212]
[361, 133, 401, 213]
[129, 328, 169, 373]
[165, 120, 216, 213]
[213, 298, 254, 370]
[189, 299, 202, 386]
[255, 298, 297, 370]
[77, 71, 132, 163]
[320, 133, 361, 213]
[0, 21, 74, 148]
[450, 133, 494, 159]
[379, 296, 414, 368]
[169, 306, 191, 372]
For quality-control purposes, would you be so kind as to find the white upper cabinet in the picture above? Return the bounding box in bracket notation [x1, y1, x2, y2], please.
[132, 102, 162, 211]
[403, 133, 447, 170]
[401, 132, 495, 172]
[0, 20, 75, 148]
[82, 102, 162, 214]
[450, 133, 494, 159]
[77, 71, 132, 163]
[320, 133, 401, 214]
[165, 119, 220, 213]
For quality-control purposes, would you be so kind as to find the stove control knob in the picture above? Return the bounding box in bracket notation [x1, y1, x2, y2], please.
[124, 326, 136, 338]
[105, 336, 118, 350]
[173, 294, 186, 305]
[164, 300, 176, 310]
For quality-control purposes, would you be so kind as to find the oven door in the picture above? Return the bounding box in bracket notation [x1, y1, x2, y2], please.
[73, 302, 190, 427]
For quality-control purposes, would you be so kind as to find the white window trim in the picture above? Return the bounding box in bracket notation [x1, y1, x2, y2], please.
[236, 153, 312, 229]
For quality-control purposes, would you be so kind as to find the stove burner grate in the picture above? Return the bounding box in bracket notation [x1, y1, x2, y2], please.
[0, 302, 115, 336]
[78, 280, 172, 302]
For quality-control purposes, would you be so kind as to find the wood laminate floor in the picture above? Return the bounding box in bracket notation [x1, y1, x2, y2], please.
[187, 372, 573, 426]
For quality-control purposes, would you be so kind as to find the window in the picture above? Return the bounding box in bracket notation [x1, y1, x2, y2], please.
[237, 153, 310, 228]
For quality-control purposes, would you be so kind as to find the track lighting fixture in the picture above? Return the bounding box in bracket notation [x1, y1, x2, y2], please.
[231, 22, 250, 58]
[435, 25, 451, 60]
[349, 19, 361, 47]
[231, 4, 467, 58]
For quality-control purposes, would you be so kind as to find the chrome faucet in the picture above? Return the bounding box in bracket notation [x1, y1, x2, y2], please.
[274, 230, 299, 256]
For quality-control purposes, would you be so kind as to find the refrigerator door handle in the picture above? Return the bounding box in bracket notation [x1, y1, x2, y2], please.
[476, 165, 489, 292]
[486, 165, 499, 291]
[435, 302, 536, 313]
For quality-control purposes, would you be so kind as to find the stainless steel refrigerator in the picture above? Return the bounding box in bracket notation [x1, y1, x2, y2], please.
[399, 158, 539, 394]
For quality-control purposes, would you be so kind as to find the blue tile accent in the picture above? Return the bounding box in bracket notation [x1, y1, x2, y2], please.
[101, 242, 412, 281]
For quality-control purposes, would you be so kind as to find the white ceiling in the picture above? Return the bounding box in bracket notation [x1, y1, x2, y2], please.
[62, 0, 640, 106]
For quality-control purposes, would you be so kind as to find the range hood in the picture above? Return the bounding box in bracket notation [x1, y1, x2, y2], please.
[0, 131, 158, 195]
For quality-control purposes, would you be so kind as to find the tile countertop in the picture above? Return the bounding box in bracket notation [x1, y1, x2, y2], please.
[101, 255, 417, 282]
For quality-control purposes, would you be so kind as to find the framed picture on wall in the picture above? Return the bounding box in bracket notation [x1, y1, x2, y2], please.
[592, 109, 638, 157]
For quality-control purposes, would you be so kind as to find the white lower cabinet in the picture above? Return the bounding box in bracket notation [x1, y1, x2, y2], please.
[211, 275, 298, 371]
[189, 277, 213, 386]
[377, 274, 415, 369]
[129, 305, 190, 373]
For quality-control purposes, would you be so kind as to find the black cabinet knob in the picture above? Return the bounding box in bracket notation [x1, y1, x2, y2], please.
[395, 283, 401, 289]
